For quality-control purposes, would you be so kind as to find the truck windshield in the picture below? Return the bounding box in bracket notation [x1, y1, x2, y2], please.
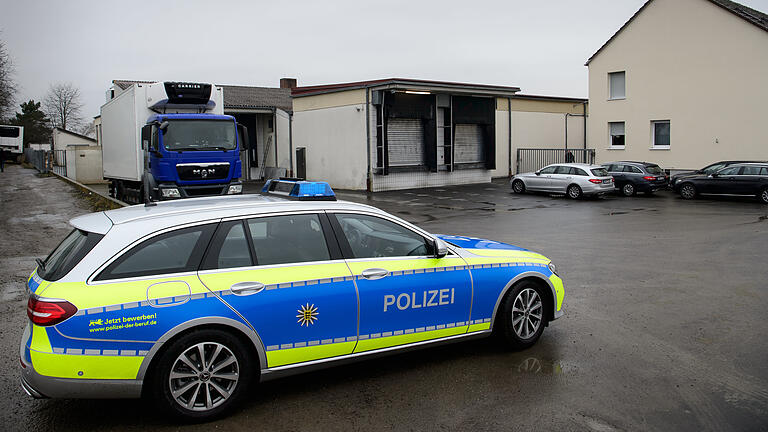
[162, 120, 236, 151]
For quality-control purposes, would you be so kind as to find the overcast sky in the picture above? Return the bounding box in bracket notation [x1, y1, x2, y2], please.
[2, 0, 767, 121]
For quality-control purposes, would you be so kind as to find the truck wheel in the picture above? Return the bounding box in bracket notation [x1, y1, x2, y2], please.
[498, 281, 548, 350]
[151, 329, 254, 421]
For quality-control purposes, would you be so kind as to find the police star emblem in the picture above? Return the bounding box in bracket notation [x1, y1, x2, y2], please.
[296, 303, 319, 326]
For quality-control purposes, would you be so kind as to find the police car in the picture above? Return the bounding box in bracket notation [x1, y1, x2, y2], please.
[21, 180, 565, 420]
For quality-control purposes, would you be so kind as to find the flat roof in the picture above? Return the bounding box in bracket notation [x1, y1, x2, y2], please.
[292, 78, 521, 98]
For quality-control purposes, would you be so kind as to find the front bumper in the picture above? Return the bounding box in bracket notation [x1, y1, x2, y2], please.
[158, 180, 242, 199]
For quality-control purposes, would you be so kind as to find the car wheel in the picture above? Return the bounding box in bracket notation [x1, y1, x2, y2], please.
[151, 329, 254, 421]
[680, 183, 697, 200]
[760, 187, 768, 204]
[567, 184, 582, 199]
[512, 180, 526, 194]
[498, 281, 548, 350]
[621, 183, 636, 197]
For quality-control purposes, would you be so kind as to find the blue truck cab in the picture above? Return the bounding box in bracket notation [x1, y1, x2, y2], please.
[144, 113, 243, 199]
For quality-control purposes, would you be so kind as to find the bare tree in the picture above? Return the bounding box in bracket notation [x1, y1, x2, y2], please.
[44, 82, 84, 131]
[0, 38, 17, 120]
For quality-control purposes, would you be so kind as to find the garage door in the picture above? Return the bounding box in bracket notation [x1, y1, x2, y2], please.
[454, 124, 484, 164]
[387, 118, 425, 167]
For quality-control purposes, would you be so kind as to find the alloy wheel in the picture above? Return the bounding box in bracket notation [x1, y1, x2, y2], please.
[761, 189, 768, 204]
[623, 183, 635, 196]
[511, 288, 543, 339]
[168, 342, 240, 412]
[680, 184, 696, 199]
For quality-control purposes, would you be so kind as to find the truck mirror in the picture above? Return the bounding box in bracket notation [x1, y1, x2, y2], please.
[237, 124, 250, 150]
[159, 121, 170, 132]
[140, 125, 152, 150]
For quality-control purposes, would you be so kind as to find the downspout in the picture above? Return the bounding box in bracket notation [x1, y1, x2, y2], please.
[273, 108, 278, 170]
[583, 101, 587, 149]
[564, 113, 569, 150]
[288, 111, 293, 177]
[365, 87, 372, 192]
[507, 97, 512, 177]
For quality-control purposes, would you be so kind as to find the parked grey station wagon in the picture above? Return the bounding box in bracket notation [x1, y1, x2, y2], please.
[510, 163, 614, 199]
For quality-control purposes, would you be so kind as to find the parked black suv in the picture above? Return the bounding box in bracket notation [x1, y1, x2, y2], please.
[672, 163, 768, 203]
[602, 161, 668, 196]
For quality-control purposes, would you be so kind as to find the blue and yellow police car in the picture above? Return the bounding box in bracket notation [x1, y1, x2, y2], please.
[21, 180, 564, 420]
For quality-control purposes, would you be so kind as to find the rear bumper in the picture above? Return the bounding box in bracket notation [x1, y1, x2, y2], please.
[582, 183, 615, 195]
[20, 357, 143, 399]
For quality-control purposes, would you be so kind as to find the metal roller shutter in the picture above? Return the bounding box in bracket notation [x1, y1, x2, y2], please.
[387, 118, 425, 167]
[454, 124, 484, 164]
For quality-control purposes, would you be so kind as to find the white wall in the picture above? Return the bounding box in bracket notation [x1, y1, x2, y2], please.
[292, 104, 368, 190]
[490, 110, 511, 178]
[53, 129, 97, 151]
[588, 0, 768, 170]
[64, 146, 103, 183]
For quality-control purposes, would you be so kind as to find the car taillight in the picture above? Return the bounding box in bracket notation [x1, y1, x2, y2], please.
[589, 179, 602, 184]
[643, 176, 656, 181]
[27, 296, 77, 326]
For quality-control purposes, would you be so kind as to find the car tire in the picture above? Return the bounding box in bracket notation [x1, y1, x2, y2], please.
[679, 183, 697, 200]
[498, 281, 548, 350]
[621, 183, 636, 197]
[759, 187, 768, 204]
[150, 329, 254, 422]
[567, 184, 582, 199]
[512, 180, 526, 194]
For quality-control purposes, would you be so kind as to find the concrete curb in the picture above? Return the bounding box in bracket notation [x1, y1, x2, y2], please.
[51, 172, 128, 209]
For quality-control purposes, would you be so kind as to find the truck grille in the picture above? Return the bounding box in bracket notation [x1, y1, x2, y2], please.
[176, 163, 229, 181]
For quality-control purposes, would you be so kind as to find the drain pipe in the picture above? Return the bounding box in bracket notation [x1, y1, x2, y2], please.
[507, 97, 512, 177]
[365, 87, 372, 192]
[583, 101, 587, 149]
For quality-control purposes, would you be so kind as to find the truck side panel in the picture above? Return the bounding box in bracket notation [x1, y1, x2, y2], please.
[101, 87, 142, 181]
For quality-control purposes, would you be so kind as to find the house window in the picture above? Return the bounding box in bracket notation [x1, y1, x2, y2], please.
[609, 122, 625, 148]
[652, 120, 670, 148]
[609, 71, 625, 100]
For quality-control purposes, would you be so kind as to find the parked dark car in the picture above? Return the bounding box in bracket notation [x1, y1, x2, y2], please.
[672, 163, 768, 203]
[669, 160, 764, 186]
[602, 161, 668, 196]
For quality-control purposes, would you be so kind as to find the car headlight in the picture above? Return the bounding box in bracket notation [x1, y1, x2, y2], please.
[548, 262, 559, 276]
[227, 184, 243, 194]
[161, 188, 181, 198]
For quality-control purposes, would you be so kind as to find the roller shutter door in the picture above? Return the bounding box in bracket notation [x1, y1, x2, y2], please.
[387, 118, 425, 167]
[454, 124, 484, 164]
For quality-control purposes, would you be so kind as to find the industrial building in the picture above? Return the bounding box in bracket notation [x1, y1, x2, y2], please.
[291, 79, 587, 191]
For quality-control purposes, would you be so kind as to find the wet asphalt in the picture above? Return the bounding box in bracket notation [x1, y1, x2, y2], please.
[1, 164, 767, 431]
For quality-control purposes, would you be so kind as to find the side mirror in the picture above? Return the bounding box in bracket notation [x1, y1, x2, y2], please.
[535, 171, 541, 176]
[710, 173, 719, 178]
[434, 238, 448, 258]
[140, 125, 151, 151]
[159, 121, 170, 132]
[237, 124, 250, 150]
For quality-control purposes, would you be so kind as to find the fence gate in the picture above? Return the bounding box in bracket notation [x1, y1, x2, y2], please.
[52, 150, 67, 176]
[516, 148, 595, 174]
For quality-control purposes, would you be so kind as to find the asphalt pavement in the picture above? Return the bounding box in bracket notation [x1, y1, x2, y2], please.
[1, 164, 767, 431]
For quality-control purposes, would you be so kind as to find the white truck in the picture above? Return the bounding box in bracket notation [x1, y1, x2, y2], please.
[101, 81, 246, 203]
[0, 125, 24, 162]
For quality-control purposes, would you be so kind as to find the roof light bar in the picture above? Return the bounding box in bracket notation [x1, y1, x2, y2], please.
[261, 179, 337, 201]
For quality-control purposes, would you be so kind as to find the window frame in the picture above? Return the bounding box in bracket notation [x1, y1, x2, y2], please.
[651, 120, 671, 149]
[608, 71, 626, 100]
[327, 211, 440, 261]
[92, 222, 217, 282]
[608, 121, 626, 149]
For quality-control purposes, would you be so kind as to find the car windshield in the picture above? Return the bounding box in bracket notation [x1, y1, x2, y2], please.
[162, 120, 237, 151]
[645, 165, 663, 174]
[38, 229, 103, 281]
[702, 163, 726, 174]
[591, 168, 609, 177]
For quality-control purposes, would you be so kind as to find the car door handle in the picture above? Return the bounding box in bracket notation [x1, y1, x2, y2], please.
[361, 268, 389, 280]
[230, 281, 266, 296]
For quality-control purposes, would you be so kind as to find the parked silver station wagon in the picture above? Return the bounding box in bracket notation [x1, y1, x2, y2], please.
[510, 163, 614, 199]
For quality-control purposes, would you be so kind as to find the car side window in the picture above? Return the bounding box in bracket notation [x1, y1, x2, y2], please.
[761, 167, 768, 175]
[539, 166, 557, 175]
[333, 213, 433, 259]
[612, 164, 624, 172]
[554, 166, 572, 175]
[741, 166, 762, 175]
[96, 224, 215, 280]
[629, 166, 643, 174]
[573, 168, 588, 176]
[718, 166, 741, 175]
[247, 214, 330, 266]
[201, 221, 253, 270]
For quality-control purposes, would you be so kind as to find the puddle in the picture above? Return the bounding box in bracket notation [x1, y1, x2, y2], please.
[513, 357, 565, 375]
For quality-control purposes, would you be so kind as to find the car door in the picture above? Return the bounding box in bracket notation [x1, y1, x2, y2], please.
[197, 213, 358, 368]
[529, 165, 557, 191]
[329, 212, 473, 354]
[737, 165, 764, 195]
[703, 166, 741, 194]
[550, 165, 573, 193]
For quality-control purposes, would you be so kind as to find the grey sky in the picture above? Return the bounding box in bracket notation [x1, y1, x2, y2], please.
[2, 0, 767, 121]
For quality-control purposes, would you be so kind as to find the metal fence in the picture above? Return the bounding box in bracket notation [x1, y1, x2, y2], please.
[23, 148, 67, 176]
[516, 148, 596, 174]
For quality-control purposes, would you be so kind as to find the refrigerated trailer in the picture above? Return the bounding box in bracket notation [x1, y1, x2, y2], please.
[0, 125, 23, 162]
[101, 81, 246, 203]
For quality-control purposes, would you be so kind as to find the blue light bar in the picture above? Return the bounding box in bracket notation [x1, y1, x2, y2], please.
[261, 179, 337, 201]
